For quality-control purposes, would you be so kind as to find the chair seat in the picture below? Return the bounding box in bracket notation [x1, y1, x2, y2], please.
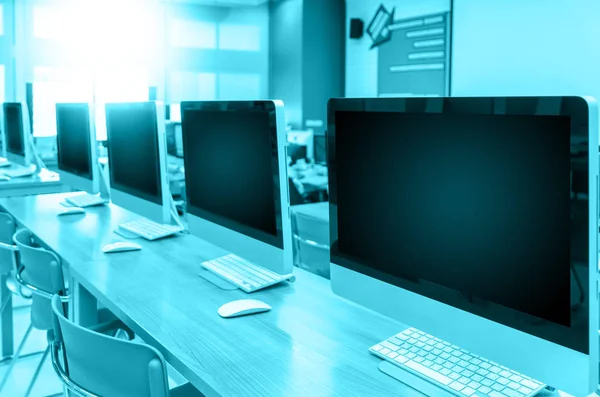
[170, 382, 206, 397]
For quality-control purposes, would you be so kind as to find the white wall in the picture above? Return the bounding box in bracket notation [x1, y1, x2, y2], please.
[451, 0, 600, 101]
[345, 0, 450, 97]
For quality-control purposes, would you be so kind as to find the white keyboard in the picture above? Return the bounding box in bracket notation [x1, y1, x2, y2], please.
[370, 328, 546, 397]
[201, 254, 293, 293]
[65, 194, 107, 208]
[2, 166, 35, 178]
[119, 218, 183, 241]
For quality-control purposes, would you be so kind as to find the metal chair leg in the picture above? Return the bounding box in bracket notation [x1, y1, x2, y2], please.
[0, 323, 34, 392]
[24, 344, 50, 397]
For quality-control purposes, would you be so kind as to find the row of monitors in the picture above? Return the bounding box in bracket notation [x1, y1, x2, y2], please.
[17, 97, 600, 395]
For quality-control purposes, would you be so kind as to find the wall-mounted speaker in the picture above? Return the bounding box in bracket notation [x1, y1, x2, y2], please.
[350, 18, 364, 39]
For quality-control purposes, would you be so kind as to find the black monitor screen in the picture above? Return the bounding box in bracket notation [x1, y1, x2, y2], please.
[181, 101, 283, 249]
[56, 104, 92, 180]
[328, 97, 589, 354]
[105, 102, 162, 205]
[4, 103, 24, 156]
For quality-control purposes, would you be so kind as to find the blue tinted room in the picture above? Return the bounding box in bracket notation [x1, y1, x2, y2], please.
[0, 0, 598, 396]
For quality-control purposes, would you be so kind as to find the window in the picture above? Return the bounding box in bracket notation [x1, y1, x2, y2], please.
[170, 72, 216, 102]
[170, 20, 217, 49]
[219, 73, 260, 100]
[32, 67, 93, 137]
[218, 24, 260, 51]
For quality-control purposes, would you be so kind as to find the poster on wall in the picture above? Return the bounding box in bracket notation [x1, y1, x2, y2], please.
[347, 0, 451, 97]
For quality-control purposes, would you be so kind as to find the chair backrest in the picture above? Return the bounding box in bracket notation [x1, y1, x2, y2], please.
[51, 295, 171, 397]
[13, 228, 65, 330]
[291, 203, 330, 278]
[0, 212, 16, 275]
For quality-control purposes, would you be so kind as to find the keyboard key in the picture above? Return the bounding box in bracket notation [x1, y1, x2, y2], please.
[409, 338, 418, 344]
[468, 381, 481, 389]
[459, 377, 470, 385]
[427, 340, 437, 346]
[509, 375, 523, 383]
[461, 387, 476, 396]
[417, 350, 427, 357]
[380, 348, 391, 355]
[416, 341, 426, 348]
[432, 349, 442, 355]
[452, 350, 463, 357]
[396, 333, 409, 340]
[497, 377, 509, 385]
[458, 360, 470, 368]
[478, 386, 492, 394]
[461, 354, 473, 361]
[405, 360, 453, 385]
[450, 381, 466, 391]
[518, 387, 532, 395]
[422, 360, 433, 367]
[440, 368, 452, 376]
[394, 355, 408, 364]
[490, 366, 502, 374]
[502, 389, 524, 397]
[450, 357, 460, 363]
[454, 368, 464, 375]
[381, 341, 399, 351]
[520, 380, 539, 390]
[462, 370, 474, 378]
[471, 358, 482, 365]
[444, 347, 454, 353]
[482, 379, 494, 387]
[441, 352, 452, 359]
[500, 370, 512, 378]
[450, 373, 461, 380]
[508, 382, 520, 390]
[434, 358, 445, 365]
[426, 353, 436, 361]
[398, 349, 408, 355]
[480, 362, 492, 369]
[486, 373, 499, 381]
[431, 364, 443, 371]
[443, 362, 455, 369]
[472, 375, 484, 382]
[467, 364, 479, 372]
[413, 356, 424, 363]
[477, 369, 490, 376]
[492, 383, 505, 392]
[387, 352, 398, 359]
[490, 391, 505, 397]
[424, 346, 434, 352]
[371, 344, 383, 352]
[388, 337, 404, 345]
[406, 352, 417, 359]
[409, 347, 419, 353]
[435, 343, 446, 349]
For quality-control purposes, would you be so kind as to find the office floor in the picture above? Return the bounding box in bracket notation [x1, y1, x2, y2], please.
[0, 296, 185, 397]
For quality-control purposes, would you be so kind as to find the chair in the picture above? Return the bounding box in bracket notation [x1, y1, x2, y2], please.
[0, 228, 69, 397]
[289, 177, 306, 206]
[50, 295, 205, 397]
[291, 203, 330, 278]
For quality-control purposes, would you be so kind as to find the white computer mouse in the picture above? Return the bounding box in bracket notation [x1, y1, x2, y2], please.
[102, 241, 142, 254]
[218, 299, 272, 318]
[57, 207, 85, 216]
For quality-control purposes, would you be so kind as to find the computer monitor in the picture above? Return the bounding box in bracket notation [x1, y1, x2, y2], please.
[327, 96, 599, 396]
[56, 103, 99, 193]
[181, 100, 292, 276]
[2, 102, 31, 166]
[105, 102, 170, 224]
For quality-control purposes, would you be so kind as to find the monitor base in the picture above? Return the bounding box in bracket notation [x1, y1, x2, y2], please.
[378, 361, 452, 397]
[198, 268, 238, 291]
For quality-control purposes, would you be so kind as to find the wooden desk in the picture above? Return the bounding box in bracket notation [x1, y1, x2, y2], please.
[0, 193, 419, 397]
[0, 168, 65, 198]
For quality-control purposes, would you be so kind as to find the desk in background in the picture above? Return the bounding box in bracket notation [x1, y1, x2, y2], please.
[0, 168, 65, 198]
[0, 192, 423, 397]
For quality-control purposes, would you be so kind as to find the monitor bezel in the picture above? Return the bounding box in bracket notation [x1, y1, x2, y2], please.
[327, 96, 599, 395]
[2, 102, 31, 166]
[56, 103, 99, 194]
[181, 100, 293, 276]
[106, 101, 170, 224]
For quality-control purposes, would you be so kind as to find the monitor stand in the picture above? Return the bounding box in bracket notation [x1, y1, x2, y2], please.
[198, 268, 238, 291]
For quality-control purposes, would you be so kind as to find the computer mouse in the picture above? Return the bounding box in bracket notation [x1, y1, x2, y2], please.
[218, 299, 272, 318]
[57, 207, 85, 216]
[0, 175, 10, 181]
[102, 241, 142, 254]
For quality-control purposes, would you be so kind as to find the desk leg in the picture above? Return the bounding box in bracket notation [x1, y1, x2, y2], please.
[72, 278, 97, 326]
[0, 273, 12, 359]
